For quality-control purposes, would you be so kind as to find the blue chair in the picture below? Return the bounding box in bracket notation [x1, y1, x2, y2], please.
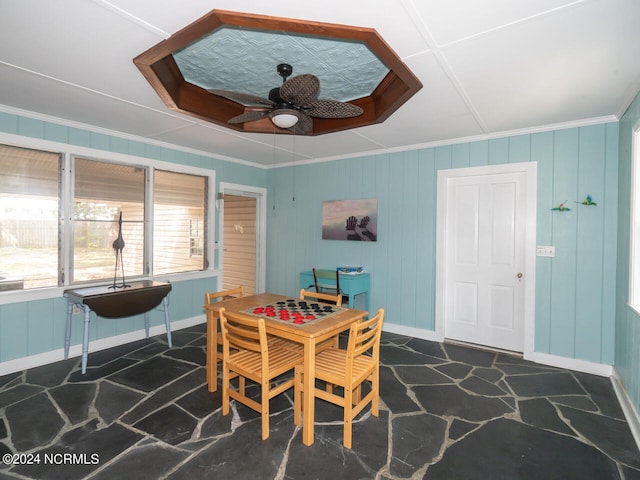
[312, 268, 346, 304]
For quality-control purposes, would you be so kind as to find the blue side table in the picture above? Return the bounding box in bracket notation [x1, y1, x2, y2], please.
[300, 271, 370, 313]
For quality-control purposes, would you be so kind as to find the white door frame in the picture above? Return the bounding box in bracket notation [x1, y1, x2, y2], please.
[434, 162, 537, 360]
[218, 182, 267, 293]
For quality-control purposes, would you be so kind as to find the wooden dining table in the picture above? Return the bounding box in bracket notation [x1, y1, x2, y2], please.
[204, 292, 368, 446]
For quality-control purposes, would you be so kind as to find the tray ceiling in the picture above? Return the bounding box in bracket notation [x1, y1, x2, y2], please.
[134, 10, 421, 136]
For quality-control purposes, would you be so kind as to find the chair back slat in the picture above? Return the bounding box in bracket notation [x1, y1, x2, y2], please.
[299, 288, 342, 307]
[220, 309, 267, 355]
[205, 285, 245, 304]
[347, 309, 384, 360]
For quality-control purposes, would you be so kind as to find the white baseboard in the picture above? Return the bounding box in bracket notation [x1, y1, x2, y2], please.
[529, 351, 613, 377]
[384, 323, 640, 449]
[612, 369, 640, 453]
[383, 323, 613, 377]
[0, 315, 205, 376]
[382, 323, 442, 342]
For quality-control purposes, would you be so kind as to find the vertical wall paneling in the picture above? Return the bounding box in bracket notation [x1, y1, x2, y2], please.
[452, 143, 470, 169]
[26, 299, 54, 355]
[417, 148, 437, 331]
[601, 123, 619, 363]
[52, 297, 69, 352]
[69, 127, 91, 148]
[373, 154, 391, 311]
[45, 123, 68, 143]
[97, 310, 119, 339]
[400, 150, 420, 328]
[532, 131, 555, 353]
[18, 116, 45, 138]
[549, 128, 580, 358]
[385, 153, 405, 323]
[469, 140, 489, 167]
[489, 137, 509, 165]
[575, 125, 606, 361]
[0, 302, 29, 361]
[509, 135, 532, 164]
[0, 111, 18, 133]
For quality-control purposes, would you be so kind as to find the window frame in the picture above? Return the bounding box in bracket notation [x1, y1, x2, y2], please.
[0, 133, 217, 303]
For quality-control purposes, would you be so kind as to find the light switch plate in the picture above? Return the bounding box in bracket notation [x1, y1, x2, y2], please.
[537, 246, 555, 257]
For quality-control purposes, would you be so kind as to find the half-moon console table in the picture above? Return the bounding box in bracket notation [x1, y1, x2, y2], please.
[64, 280, 172, 374]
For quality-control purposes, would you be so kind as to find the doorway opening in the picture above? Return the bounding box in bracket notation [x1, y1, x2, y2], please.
[218, 183, 267, 295]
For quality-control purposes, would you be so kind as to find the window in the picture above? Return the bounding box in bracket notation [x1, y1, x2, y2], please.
[0, 145, 61, 289]
[73, 158, 145, 283]
[153, 170, 207, 275]
[631, 126, 640, 312]
[0, 143, 211, 291]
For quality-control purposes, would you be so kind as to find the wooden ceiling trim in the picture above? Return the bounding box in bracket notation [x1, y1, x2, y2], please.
[133, 9, 422, 136]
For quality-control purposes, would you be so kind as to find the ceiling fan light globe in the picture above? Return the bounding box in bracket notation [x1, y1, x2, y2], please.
[271, 110, 300, 128]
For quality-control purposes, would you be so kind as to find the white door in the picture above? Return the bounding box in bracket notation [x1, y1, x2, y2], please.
[443, 170, 528, 352]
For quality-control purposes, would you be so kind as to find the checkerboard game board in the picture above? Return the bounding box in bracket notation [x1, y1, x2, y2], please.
[242, 298, 344, 325]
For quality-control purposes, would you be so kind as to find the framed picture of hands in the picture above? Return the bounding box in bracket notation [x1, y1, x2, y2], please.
[321, 198, 377, 241]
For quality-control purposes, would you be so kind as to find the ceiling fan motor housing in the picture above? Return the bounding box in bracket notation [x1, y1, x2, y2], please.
[277, 63, 293, 81]
[269, 86, 295, 110]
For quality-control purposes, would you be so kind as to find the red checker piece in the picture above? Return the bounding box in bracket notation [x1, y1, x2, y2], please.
[293, 318, 305, 324]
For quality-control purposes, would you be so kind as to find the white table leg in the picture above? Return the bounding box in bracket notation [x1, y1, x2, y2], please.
[64, 302, 73, 360]
[144, 312, 150, 338]
[81, 305, 91, 374]
[163, 297, 172, 347]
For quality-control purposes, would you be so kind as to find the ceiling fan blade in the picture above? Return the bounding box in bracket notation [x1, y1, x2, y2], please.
[305, 100, 364, 119]
[279, 74, 320, 106]
[289, 113, 313, 135]
[208, 89, 274, 107]
[228, 110, 271, 124]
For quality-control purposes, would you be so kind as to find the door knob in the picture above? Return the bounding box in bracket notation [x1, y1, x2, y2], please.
[517, 272, 523, 281]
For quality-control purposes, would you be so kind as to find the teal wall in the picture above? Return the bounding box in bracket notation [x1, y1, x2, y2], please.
[0, 111, 267, 364]
[616, 91, 640, 416]
[267, 124, 619, 366]
[0, 109, 622, 371]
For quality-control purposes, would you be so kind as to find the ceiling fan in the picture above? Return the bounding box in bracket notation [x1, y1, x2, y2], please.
[208, 63, 364, 134]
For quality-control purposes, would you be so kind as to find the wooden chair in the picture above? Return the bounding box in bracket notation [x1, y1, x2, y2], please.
[205, 286, 245, 392]
[293, 308, 384, 448]
[219, 307, 304, 440]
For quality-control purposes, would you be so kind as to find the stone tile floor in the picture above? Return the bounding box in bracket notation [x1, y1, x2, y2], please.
[0, 324, 639, 479]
